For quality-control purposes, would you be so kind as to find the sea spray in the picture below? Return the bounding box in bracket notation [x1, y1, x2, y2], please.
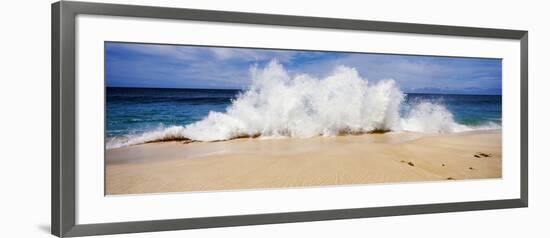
[182, 60, 405, 141]
[400, 102, 470, 133]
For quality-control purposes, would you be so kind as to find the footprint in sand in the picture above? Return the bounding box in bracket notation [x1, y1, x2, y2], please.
[474, 152, 492, 158]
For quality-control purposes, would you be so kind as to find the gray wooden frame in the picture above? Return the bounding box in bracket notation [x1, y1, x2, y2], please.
[52, 1, 528, 237]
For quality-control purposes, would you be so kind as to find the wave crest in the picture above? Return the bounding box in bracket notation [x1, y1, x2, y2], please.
[106, 126, 189, 149]
[183, 61, 405, 141]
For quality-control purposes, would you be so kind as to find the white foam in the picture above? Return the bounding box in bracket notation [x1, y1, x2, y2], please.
[182, 61, 405, 141]
[400, 102, 470, 133]
[106, 60, 500, 148]
[106, 126, 187, 149]
[401, 101, 501, 134]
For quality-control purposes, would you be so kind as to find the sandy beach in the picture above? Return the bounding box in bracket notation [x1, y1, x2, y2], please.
[106, 130, 501, 195]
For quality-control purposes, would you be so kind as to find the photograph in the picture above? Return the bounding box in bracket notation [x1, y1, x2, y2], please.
[105, 42, 502, 195]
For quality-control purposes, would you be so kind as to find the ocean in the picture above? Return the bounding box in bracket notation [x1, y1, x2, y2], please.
[106, 87, 237, 138]
[106, 87, 501, 148]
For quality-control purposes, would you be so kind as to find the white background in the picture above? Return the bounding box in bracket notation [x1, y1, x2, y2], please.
[0, 0, 546, 237]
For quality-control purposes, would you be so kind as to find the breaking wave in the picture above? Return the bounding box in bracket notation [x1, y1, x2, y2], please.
[106, 60, 500, 149]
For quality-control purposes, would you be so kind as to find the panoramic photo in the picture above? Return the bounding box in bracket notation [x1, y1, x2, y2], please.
[105, 42, 502, 195]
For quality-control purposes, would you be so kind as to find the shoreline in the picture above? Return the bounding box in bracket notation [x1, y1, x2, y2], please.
[106, 130, 502, 195]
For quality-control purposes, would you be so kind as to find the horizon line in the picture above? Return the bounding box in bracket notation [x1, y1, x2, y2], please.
[106, 86, 502, 96]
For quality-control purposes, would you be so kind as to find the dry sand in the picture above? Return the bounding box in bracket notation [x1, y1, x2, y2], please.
[106, 130, 501, 195]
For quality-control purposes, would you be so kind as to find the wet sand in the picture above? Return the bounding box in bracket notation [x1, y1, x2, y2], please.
[106, 130, 501, 195]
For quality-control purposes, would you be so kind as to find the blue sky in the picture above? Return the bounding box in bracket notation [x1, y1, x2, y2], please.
[106, 42, 502, 95]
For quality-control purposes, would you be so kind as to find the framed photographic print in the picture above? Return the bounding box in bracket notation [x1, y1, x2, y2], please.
[52, 1, 528, 237]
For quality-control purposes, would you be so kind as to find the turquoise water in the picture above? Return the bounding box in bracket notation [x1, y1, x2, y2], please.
[106, 87, 501, 142]
[106, 87, 238, 138]
[402, 93, 501, 126]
